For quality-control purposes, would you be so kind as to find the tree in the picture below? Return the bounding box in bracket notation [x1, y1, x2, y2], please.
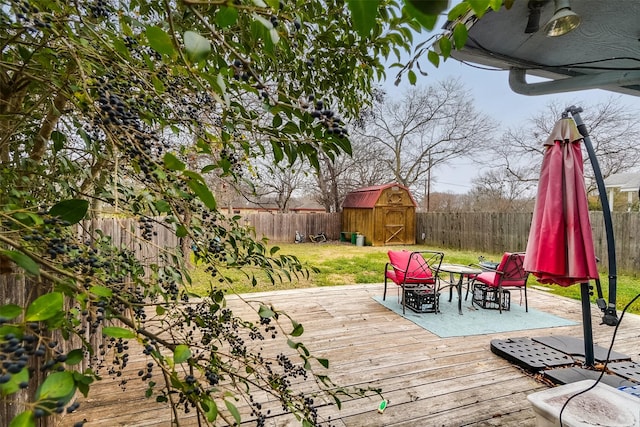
[252, 156, 310, 212]
[0, 0, 504, 424]
[0, 1, 428, 425]
[484, 96, 640, 196]
[311, 136, 395, 212]
[468, 168, 536, 212]
[350, 78, 495, 196]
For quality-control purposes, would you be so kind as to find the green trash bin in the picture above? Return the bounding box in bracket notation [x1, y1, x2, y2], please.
[351, 232, 357, 245]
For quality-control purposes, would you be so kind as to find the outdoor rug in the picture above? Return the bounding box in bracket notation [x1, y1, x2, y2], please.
[372, 294, 577, 338]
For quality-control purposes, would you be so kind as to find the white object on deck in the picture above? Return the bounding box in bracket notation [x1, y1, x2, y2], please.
[527, 379, 640, 427]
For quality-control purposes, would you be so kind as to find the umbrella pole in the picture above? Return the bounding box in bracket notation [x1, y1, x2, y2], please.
[580, 282, 596, 367]
[566, 106, 619, 327]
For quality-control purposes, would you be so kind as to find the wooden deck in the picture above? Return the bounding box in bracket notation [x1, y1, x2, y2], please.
[60, 284, 640, 427]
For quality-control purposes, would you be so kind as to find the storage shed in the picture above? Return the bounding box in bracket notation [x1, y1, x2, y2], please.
[342, 183, 417, 246]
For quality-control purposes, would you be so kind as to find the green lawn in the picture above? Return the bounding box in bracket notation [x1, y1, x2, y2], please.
[189, 242, 640, 315]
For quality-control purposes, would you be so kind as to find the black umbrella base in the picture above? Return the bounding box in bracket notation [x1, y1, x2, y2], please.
[543, 367, 637, 388]
[531, 335, 630, 363]
[491, 336, 640, 387]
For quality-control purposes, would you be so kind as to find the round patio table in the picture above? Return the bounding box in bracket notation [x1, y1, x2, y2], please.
[438, 263, 483, 315]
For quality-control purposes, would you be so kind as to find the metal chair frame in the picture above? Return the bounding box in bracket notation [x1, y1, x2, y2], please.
[383, 250, 444, 314]
[472, 252, 529, 313]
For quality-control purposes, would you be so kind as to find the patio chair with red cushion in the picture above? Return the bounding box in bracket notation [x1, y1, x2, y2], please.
[471, 252, 529, 313]
[383, 250, 444, 314]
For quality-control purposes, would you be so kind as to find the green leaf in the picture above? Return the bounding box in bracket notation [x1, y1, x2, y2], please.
[271, 140, 284, 163]
[184, 31, 211, 63]
[408, 69, 417, 85]
[427, 50, 440, 67]
[89, 285, 113, 298]
[290, 321, 304, 337]
[154, 199, 171, 213]
[225, 399, 241, 426]
[102, 326, 136, 339]
[215, 6, 238, 28]
[0, 304, 22, 320]
[8, 410, 34, 427]
[402, 2, 438, 30]
[12, 212, 42, 227]
[176, 225, 188, 238]
[187, 180, 217, 210]
[0, 367, 28, 396]
[65, 349, 84, 365]
[164, 153, 185, 171]
[448, 2, 470, 20]
[317, 358, 329, 369]
[51, 131, 66, 152]
[146, 26, 175, 57]
[36, 371, 76, 400]
[25, 292, 63, 321]
[258, 305, 275, 318]
[269, 28, 280, 45]
[452, 22, 468, 50]
[49, 199, 89, 225]
[203, 397, 218, 422]
[0, 251, 40, 276]
[438, 36, 452, 59]
[407, 0, 449, 16]
[347, 0, 380, 38]
[174, 344, 191, 364]
[468, 0, 491, 17]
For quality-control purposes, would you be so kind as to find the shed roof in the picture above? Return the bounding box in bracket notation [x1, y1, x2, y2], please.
[342, 183, 416, 209]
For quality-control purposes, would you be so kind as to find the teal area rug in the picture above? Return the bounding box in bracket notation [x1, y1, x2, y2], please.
[372, 294, 577, 338]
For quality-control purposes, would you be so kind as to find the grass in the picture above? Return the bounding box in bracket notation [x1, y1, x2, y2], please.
[189, 242, 640, 315]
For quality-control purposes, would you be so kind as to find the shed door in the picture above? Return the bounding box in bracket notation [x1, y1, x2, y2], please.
[384, 209, 406, 245]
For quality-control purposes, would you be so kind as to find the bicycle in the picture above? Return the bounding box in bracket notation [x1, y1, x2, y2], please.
[308, 232, 327, 243]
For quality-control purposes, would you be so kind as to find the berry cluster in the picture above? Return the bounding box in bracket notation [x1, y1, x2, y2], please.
[213, 147, 244, 181]
[0, 334, 31, 383]
[105, 337, 130, 379]
[139, 217, 156, 241]
[305, 97, 348, 137]
[231, 58, 252, 82]
[88, 0, 111, 19]
[93, 77, 165, 182]
[138, 361, 154, 382]
[10, 0, 53, 30]
[0, 327, 85, 416]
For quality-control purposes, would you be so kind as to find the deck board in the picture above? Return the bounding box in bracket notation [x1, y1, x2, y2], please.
[59, 284, 640, 426]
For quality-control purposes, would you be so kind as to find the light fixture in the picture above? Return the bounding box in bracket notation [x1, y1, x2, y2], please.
[544, 0, 581, 37]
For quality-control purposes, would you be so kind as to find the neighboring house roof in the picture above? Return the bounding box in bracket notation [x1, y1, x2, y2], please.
[342, 183, 416, 209]
[223, 196, 325, 212]
[290, 199, 325, 212]
[604, 173, 640, 192]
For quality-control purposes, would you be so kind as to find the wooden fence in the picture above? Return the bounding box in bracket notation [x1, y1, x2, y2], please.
[66, 212, 640, 273]
[242, 211, 640, 274]
[417, 211, 640, 274]
[76, 217, 180, 270]
[242, 212, 342, 243]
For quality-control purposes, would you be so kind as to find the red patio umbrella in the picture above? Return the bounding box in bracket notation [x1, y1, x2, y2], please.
[524, 117, 599, 287]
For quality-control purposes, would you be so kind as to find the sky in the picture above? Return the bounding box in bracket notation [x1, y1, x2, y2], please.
[383, 39, 639, 194]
